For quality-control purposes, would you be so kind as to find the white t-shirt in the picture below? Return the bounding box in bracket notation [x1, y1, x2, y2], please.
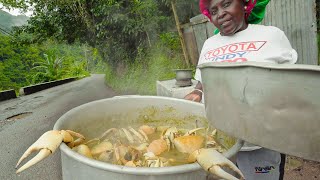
[195, 24, 298, 151]
[195, 24, 298, 82]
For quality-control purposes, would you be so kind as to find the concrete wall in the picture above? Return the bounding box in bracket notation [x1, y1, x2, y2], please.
[19, 77, 76, 95]
[0, 77, 77, 102]
[0, 89, 17, 101]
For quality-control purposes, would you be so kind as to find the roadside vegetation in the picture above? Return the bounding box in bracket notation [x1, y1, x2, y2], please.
[105, 41, 191, 95]
[318, 32, 320, 64]
[0, 0, 198, 95]
[2, 0, 318, 95]
[0, 34, 99, 92]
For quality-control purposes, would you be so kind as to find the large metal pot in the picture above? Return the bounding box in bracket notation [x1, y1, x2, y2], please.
[199, 62, 320, 162]
[53, 96, 239, 180]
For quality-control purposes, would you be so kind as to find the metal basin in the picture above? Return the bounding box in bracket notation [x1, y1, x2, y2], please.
[199, 62, 320, 162]
[53, 96, 238, 180]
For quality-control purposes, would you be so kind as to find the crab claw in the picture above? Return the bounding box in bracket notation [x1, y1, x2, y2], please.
[188, 148, 245, 180]
[15, 130, 85, 174]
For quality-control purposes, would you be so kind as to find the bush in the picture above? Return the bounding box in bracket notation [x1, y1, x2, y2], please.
[318, 32, 320, 65]
[105, 42, 192, 95]
[0, 35, 95, 92]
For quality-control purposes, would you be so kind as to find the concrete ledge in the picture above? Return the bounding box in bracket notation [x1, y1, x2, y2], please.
[156, 79, 199, 99]
[20, 77, 77, 95]
[0, 89, 17, 101]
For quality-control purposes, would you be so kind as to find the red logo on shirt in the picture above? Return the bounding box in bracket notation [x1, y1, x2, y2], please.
[204, 41, 267, 62]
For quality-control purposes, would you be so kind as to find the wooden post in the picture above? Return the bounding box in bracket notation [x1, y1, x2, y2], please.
[171, 0, 190, 67]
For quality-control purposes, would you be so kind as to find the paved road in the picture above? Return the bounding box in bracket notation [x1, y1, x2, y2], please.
[0, 74, 119, 180]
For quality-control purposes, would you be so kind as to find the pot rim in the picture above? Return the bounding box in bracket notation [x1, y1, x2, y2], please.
[198, 61, 320, 72]
[54, 95, 203, 175]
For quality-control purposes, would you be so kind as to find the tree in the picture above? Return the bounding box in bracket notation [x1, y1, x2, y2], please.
[0, 33, 42, 90]
[3, 0, 200, 66]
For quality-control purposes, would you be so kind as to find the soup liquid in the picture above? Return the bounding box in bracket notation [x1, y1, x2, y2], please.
[148, 131, 190, 166]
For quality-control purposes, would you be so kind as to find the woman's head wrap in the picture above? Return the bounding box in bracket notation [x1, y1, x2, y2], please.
[247, 0, 270, 24]
[200, 0, 270, 33]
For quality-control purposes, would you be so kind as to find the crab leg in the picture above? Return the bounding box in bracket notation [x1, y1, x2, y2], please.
[99, 128, 118, 140]
[65, 130, 85, 140]
[114, 145, 120, 163]
[16, 131, 63, 169]
[139, 125, 155, 135]
[134, 143, 149, 151]
[91, 140, 113, 156]
[73, 138, 86, 147]
[183, 127, 205, 136]
[188, 148, 244, 180]
[138, 129, 149, 141]
[211, 129, 217, 136]
[16, 149, 51, 174]
[161, 127, 178, 151]
[15, 130, 85, 174]
[129, 127, 145, 142]
[122, 128, 134, 144]
[67, 135, 85, 148]
[85, 138, 100, 146]
[72, 144, 93, 158]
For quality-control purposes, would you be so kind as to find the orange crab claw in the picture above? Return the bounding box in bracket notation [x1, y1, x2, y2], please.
[15, 130, 85, 174]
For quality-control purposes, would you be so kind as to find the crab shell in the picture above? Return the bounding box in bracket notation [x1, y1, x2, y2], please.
[173, 135, 205, 154]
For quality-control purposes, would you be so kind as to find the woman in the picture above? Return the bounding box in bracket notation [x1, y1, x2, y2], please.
[184, 0, 298, 179]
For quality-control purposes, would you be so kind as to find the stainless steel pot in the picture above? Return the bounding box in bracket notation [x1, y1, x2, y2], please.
[199, 62, 320, 162]
[53, 96, 240, 180]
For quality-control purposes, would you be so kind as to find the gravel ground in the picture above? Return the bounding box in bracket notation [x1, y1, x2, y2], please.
[284, 156, 320, 180]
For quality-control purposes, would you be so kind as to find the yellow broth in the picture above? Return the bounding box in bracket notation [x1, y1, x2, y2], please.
[82, 125, 227, 167]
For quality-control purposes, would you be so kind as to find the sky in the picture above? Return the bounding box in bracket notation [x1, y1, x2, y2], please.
[0, 5, 33, 16]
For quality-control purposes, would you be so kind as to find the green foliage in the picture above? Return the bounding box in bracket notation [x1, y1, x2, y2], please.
[0, 62, 14, 91]
[159, 32, 181, 51]
[317, 32, 320, 65]
[69, 61, 90, 77]
[105, 42, 190, 95]
[32, 53, 64, 83]
[0, 34, 42, 91]
[1, 0, 200, 95]
[6, 0, 199, 66]
[0, 33, 96, 92]
[0, 0, 29, 9]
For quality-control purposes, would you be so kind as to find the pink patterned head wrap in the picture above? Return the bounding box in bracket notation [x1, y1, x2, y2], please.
[199, 0, 257, 22]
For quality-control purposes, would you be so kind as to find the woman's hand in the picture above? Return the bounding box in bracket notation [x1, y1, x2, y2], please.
[184, 82, 203, 102]
[184, 89, 202, 102]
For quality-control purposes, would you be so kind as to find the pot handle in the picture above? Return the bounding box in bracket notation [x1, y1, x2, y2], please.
[222, 139, 244, 159]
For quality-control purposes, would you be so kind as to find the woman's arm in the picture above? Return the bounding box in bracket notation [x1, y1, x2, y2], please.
[184, 81, 203, 102]
[265, 27, 298, 64]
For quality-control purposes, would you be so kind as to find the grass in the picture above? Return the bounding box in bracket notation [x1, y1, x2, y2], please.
[105, 44, 192, 95]
[318, 32, 320, 65]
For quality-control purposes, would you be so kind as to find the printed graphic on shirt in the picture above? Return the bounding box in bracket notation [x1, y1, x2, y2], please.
[255, 166, 275, 174]
[204, 41, 267, 63]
